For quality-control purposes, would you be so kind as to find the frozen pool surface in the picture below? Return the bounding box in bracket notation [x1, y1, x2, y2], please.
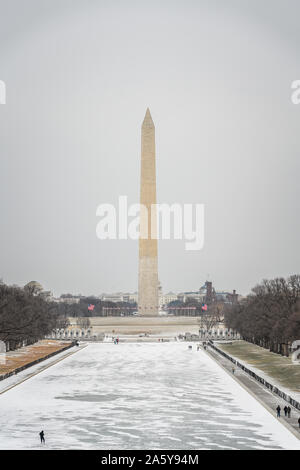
[0, 342, 299, 450]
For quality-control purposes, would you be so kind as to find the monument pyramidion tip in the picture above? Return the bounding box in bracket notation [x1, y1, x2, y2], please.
[142, 107, 154, 128]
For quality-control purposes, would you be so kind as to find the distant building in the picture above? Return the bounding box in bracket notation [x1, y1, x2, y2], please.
[24, 281, 43, 295]
[205, 281, 213, 304]
[226, 290, 239, 304]
[98, 281, 239, 313]
[100, 293, 138, 304]
[59, 295, 81, 304]
[215, 290, 239, 304]
[24, 281, 54, 302]
[176, 281, 239, 307]
[40, 290, 53, 302]
[177, 292, 206, 303]
[159, 292, 178, 307]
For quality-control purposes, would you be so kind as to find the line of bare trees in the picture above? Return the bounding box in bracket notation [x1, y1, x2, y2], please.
[224, 275, 300, 356]
[197, 303, 224, 331]
[0, 282, 68, 351]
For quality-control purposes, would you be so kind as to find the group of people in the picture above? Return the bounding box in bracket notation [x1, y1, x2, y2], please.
[276, 405, 300, 428]
[276, 405, 292, 419]
[113, 337, 119, 344]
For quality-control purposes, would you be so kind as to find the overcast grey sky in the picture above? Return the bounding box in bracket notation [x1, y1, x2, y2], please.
[0, 0, 299, 296]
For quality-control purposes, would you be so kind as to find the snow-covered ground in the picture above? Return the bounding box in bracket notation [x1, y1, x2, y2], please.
[0, 342, 299, 450]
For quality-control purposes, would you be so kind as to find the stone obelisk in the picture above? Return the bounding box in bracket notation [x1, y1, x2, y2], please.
[138, 108, 159, 316]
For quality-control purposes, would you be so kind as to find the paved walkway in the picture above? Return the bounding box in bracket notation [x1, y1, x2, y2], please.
[204, 345, 300, 439]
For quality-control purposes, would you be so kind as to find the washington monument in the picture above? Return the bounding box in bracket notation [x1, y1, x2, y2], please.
[138, 108, 159, 316]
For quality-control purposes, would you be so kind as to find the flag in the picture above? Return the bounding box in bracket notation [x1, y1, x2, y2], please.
[202, 304, 208, 311]
[88, 304, 95, 311]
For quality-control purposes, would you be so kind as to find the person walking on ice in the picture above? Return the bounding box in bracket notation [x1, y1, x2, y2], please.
[39, 430, 45, 444]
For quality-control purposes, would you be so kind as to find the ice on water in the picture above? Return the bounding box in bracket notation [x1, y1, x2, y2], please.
[0, 343, 299, 450]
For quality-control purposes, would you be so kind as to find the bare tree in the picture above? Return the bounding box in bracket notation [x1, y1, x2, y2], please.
[224, 274, 300, 356]
[0, 283, 71, 351]
[198, 303, 223, 333]
[76, 317, 91, 329]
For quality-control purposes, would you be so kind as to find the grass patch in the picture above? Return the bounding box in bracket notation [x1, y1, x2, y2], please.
[219, 341, 300, 393]
[0, 340, 71, 376]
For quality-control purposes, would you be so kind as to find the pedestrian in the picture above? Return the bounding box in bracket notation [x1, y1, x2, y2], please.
[232, 367, 235, 374]
[276, 405, 281, 418]
[284, 406, 288, 417]
[287, 406, 291, 418]
[39, 430, 45, 444]
[298, 417, 300, 428]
